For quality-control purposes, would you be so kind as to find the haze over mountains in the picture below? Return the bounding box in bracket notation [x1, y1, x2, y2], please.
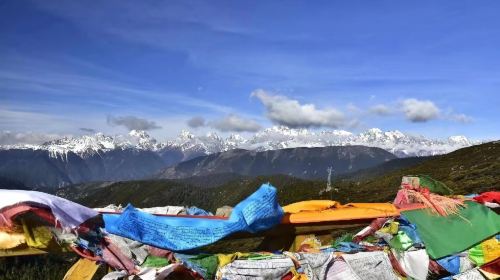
[0, 126, 478, 189]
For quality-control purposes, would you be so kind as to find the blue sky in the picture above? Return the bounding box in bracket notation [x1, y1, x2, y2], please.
[1, 0, 499, 143]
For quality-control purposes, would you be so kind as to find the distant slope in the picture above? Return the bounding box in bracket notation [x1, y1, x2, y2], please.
[0, 148, 166, 190]
[58, 141, 499, 211]
[0, 176, 29, 190]
[157, 146, 396, 180]
[172, 173, 248, 188]
[340, 156, 433, 180]
[334, 141, 500, 202]
[56, 175, 329, 212]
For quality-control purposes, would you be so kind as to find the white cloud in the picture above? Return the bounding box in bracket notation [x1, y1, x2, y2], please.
[0, 131, 65, 145]
[450, 113, 473, 124]
[346, 103, 361, 113]
[370, 104, 392, 116]
[209, 114, 262, 132]
[107, 115, 161, 131]
[401, 98, 440, 122]
[251, 89, 345, 128]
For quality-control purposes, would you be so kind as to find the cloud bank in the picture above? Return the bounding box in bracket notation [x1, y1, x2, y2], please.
[370, 104, 392, 116]
[450, 113, 473, 124]
[401, 98, 440, 122]
[187, 116, 206, 128]
[187, 114, 262, 132]
[107, 115, 161, 131]
[209, 114, 262, 132]
[0, 131, 64, 145]
[251, 89, 345, 128]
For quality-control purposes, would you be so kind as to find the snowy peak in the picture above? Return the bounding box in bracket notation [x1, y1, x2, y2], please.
[359, 128, 405, 142]
[179, 130, 195, 140]
[129, 130, 161, 150]
[448, 135, 471, 146]
[1, 127, 478, 158]
[256, 126, 310, 138]
[40, 133, 126, 157]
[128, 129, 149, 139]
[225, 134, 247, 150]
[319, 130, 353, 137]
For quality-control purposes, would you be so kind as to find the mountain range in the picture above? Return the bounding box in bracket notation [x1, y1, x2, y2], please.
[157, 146, 396, 180]
[2, 126, 477, 158]
[0, 148, 165, 189]
[58, 141, 499, 211]
[0, 127, 478, 189]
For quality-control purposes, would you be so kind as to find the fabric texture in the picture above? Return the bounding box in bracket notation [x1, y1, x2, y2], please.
[0, 189, 98, 230]
[292, 252, 334, 280]
[217, 252, 251, 268]
[0, 231, 25, 249]
[142, 256, 170, 268]
[401, 175, 453, 195]
[474, 192, 500, 204]
[218, 257, 294, 280]
[389, 231, 414, 251]
[283, 200, 398, 223]
[100, 271, 128, 280]
[107, 234, 149, 265]
[331, 242, 364, 253]
[325, 259, 360, 280]
[468, 237, 500, 266]
[175, 253, 219, 280]
[103, 184, 284, 251]
[186, 206, 213, 216]
[392, 249, 429, 280]
[102, 239, 138, 274]
[352, 218, 388, 243]
[437, 254, 460, 275]
[342, 251, 399, 280]
[21, 218, 53, 249]
[452, 268, 486, 279]
[479, 256, 500, 278]
[63, 258, 99, 280]
[401, 201, 500, 259]
[397, 216, 423, 246]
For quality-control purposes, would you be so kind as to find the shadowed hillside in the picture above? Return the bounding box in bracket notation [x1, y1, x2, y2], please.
[334, 141, 500, 202]
[57, 141, 499, 211]
[157, 146, 396, 180]
[57, 175, 329, 212]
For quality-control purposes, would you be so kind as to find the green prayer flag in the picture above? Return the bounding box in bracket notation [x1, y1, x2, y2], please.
[467, 243, 485, 265]
[401, 201, 500, 259]
[389, 231, 414, 251]
[142, 256, 170, 268]
[188, 254, 219, 280]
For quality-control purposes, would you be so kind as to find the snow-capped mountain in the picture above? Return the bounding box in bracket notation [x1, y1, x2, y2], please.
[0, 126, 481, 189]
[165, 126, 478, 158]
[1, 126, 478, 159]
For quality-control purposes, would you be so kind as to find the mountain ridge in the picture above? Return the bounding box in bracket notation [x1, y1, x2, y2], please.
[57, 141, 499, 211]
[2, 126, 478, 159]
[0, 127, 484, 189]
[0, 148, 165, 189]
[157, 145, 397, 180]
